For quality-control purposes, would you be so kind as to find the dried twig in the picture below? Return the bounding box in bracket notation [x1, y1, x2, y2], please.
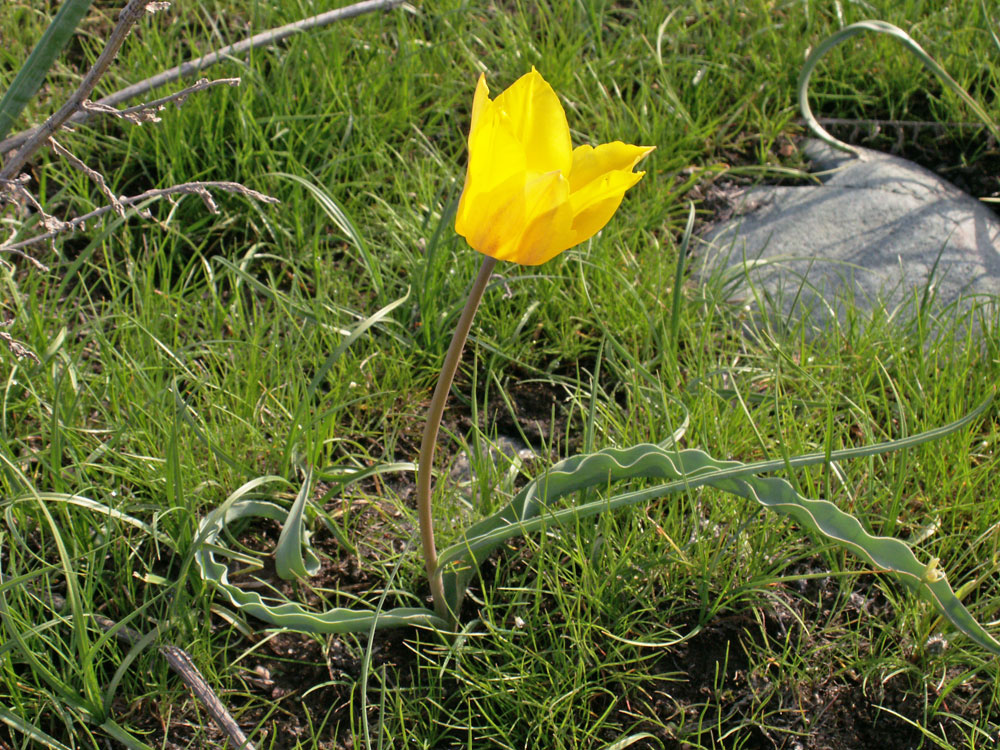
[0, 0, 406, 155]
[0, 242, 51, 271]
[0, 2, 278, 367]
[0, 0, 171, 180]
[0, 330, 40, 362]
[1, 174, 65, 235]
[1, 181, 279, 253]
[48, 136, 125, 217]
[82, 77, 241, 125]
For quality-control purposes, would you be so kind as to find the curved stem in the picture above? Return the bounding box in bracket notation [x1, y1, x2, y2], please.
[417, 255, 498, 623]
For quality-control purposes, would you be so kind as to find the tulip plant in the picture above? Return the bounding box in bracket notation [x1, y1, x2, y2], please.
[419, 69, 654, 620]
[192, 69, 1000, 654]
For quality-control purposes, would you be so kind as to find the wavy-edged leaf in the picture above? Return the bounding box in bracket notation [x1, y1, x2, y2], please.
[438, 395, 999, 653]
[194, 466, 446, 633]
[195, 497, 445, 633]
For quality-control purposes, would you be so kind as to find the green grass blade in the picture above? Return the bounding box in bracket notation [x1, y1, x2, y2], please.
[984, 0, 1000, 55]
[669, 201, 694, 352]
[99, 718, 156, 750]
[600, 734, 660, 750]
[0, 706, 73, 750]
[0, 0, 93, 142]
[211, 255, 326, 326]
[273, 171, 385, 297]
[0, 536, 78, 702]
[282, 288, 410, 467]
[312, 461, 417, 555]
[31, 500, 102, 711]
[316, 460, 417, 488]
[13, 492, 175, 548]
[798, 20, 1000, 155]
[172, 383, 254, 477]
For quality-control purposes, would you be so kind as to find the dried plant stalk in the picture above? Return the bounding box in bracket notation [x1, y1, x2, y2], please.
[0, 0, 405, 154]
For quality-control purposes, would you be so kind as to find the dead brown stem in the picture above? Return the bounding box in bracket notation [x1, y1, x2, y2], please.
[1, 181, 279, 254]
[0, 0, 406, 155]
[0, 0, 169, 180]
[48, 137, 125, 217]
[81, 77, 241, 125]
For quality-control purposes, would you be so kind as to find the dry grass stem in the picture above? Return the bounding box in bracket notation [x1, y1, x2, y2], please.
[48, 137, 126, 217]
[0, 4, 272, 364]
[0, 242, 51, 271]
[81, 77, 241, 125]
[1, 181, 279, 254]
[0, 0, 170, 180]
[1, 175, 64, 235]
[0, 329, 40, 362]
[5, 574, 256, 750]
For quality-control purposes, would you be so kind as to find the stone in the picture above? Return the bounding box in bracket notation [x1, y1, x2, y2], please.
[448, 435, 537, 504]
[697, 139, 1000, 331]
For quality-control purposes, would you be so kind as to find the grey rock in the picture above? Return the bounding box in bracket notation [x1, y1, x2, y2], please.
[697, 139, 1000, 331]
[449, 435, 537, 504]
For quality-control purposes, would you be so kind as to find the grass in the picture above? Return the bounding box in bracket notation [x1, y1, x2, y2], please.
[2, 0, 1000, 747]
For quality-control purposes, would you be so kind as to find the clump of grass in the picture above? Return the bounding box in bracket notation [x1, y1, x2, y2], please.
[2, 1, 1000, 748]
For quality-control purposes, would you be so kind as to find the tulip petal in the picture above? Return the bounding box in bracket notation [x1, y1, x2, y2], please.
[455, 81, 529, 244]
[568, 142, 655, 193]
[455, 70, 650, 265]
[493, 69, 572, 176]
[567, 169, 646, 246]
[456, 170, 528, 258]
[564, 142, 653, 245]
[499, 170, 573, 265]
[465, 93, 527, 196]
[469, 73, 489, 136]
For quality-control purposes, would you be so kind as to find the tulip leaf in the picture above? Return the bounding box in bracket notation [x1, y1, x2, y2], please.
[0, 0, 94, 143]
[275, 466, 320, 579]
[194, 469, 447, 633]
[192, 395, 996, 647]
[438, 394, 999, 654]
[799, 20, 1000, 155]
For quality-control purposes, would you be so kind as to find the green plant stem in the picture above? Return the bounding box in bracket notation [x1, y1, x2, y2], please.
[417, 254, 497, 623]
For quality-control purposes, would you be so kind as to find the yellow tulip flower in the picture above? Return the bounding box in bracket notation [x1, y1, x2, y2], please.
[455, 69, 654, 266]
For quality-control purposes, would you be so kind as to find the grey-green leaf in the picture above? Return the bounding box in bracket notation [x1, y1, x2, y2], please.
[438, 397, 999, 654]
[275, 467, 320, 579]
[195, 497, 446, 633]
